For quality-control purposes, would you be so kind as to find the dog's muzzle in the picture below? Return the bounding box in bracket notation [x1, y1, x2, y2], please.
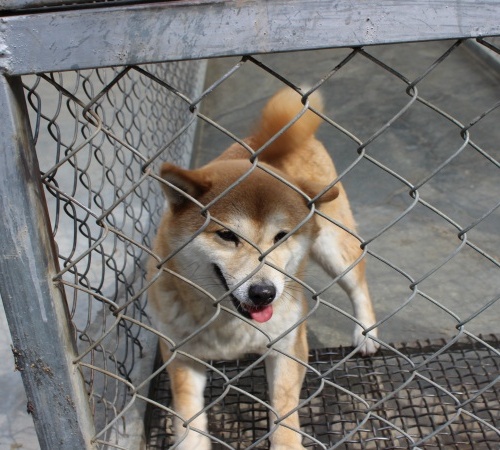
[213, 264, 275, 323]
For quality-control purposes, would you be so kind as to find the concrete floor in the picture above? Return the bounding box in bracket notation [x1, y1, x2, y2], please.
[1, 39, 499, 449]
[0, 299, 39, 450]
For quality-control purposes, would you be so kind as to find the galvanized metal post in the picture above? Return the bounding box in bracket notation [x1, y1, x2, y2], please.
[0, 74, 96, 449]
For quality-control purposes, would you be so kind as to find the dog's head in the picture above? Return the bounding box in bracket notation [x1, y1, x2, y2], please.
[157, 159, 338, 323]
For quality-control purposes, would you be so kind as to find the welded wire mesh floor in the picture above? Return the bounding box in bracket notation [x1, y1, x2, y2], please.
[146, 335, 499, 449]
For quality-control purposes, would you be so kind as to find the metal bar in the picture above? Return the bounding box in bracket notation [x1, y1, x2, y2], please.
[0, 0, 179, 12]
[1, 0, 500, 75]
[0, 0, 97, 10]
[0, 74, 96, 449]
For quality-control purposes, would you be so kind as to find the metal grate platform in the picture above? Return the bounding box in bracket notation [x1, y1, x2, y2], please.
[146, 335, 499, 449]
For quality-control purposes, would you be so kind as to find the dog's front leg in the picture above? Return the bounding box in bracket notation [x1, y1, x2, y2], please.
[161, 341, 211, 450]
[265, 327, 307, 450]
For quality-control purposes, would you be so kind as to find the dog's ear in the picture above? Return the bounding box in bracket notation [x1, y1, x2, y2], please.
[299, 180, 340, 204]
[159, 163, 211, 207]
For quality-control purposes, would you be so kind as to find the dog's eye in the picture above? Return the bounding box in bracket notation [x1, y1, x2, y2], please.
[216, 229, 240, 246]
[274, 231, 288, 244]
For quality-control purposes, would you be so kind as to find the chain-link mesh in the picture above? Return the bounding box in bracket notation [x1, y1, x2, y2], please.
[23, 60, 206, 447]
[23, 37, 499, 448]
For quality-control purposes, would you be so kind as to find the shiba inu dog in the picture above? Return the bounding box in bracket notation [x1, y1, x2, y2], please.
[148, 88, 379, 449]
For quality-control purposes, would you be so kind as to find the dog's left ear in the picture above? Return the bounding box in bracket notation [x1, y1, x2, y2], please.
[159, 163, 211, 208]
[299, 181, 340, 204]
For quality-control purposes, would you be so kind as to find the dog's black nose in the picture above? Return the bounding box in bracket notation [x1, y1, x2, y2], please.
[248, 283, 276, 305]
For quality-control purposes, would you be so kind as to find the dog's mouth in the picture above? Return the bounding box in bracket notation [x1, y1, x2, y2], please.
[213, 264, 274, 323]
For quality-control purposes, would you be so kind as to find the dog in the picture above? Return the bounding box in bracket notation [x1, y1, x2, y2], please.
[148, 88, 379, 449]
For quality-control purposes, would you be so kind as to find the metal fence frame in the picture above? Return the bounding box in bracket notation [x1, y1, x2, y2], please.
[1, 1, 499, 449]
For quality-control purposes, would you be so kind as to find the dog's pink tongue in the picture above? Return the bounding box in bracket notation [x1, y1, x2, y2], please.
[249, 305, 273, 323]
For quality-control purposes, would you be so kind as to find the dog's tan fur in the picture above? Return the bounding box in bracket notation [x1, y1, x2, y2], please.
[148, 89, 378, 449]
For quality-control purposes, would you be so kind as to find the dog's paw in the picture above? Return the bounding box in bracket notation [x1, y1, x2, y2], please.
[175, 432, 211, 450]
[270, 445, 306, 450]
[352, 324, 380, 357]
[269, 433, 306, 450]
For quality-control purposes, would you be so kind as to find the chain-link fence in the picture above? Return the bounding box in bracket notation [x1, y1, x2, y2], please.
[1, 2, 499, 449]
[144, 39, 500, 449]
[16, 37, 499, 449]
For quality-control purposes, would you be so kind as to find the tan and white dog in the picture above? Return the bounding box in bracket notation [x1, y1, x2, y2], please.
[148, 88, 379, 449]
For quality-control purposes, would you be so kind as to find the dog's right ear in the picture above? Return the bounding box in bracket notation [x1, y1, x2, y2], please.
[159, 163, 211, 208]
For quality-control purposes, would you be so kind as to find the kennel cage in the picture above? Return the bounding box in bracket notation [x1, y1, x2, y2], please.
[0, 2, 499, 449]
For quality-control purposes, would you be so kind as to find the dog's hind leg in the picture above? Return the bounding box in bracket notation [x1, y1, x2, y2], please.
[160, 340, 211, 450]
[312, 198, 379, 356]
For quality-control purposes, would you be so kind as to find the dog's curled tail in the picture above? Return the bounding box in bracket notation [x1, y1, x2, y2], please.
[253, 88, 324, 156]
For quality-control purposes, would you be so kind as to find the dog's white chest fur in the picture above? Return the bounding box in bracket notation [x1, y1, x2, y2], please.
[150, 285, 303, 361]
